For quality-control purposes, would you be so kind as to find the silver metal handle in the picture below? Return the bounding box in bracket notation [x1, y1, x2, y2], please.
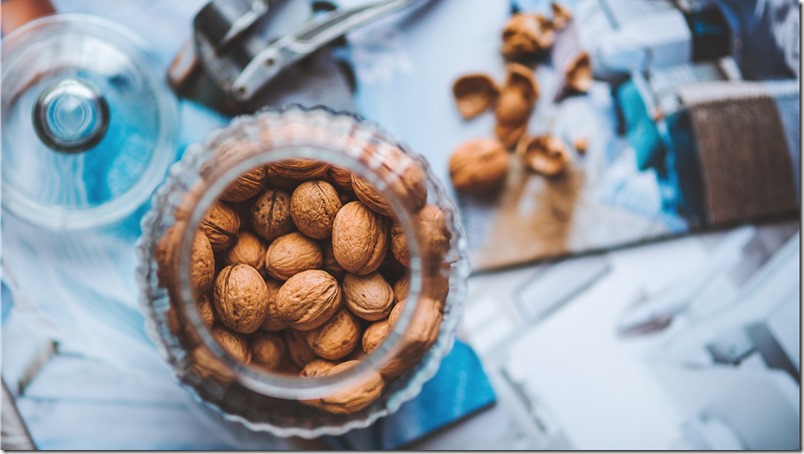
[231, 0, 421, 101]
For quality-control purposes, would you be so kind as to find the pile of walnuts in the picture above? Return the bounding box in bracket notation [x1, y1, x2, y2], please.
[156, 150, 451, 415]
[449, 2, 589, 193]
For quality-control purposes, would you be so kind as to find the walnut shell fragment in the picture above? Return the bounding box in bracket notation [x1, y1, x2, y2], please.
[213, 264, 270, 334]
[452, 73, 500, 119]
[275, 270, 342, 331]
[517, 135, 571, 177]
[494, 63, 538, 148]
[343, 272, 395, 321]
[331, 202, 388, 275]
[264, 232, 323, 281]
[565, 52, 592, 93]
[250, 189, 294, 242]
[200, 201, 241, 252]
[304, 309, 362, 360]
[449, 138, 510, 193]
[551, 2, 572, 30]
[303, 360, 385, 414]
[290, 180, 342, 239]
[501, 13, 555, 59]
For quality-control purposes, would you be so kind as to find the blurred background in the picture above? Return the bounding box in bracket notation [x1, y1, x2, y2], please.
[1, 0, 800, 450]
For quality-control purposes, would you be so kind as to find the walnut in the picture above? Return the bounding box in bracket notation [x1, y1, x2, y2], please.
[517, 134, 571, 177]
[275, 270, 342, 331]
[393, 274, 409, 302]
[261, 278, 286, 331]
[343, 272, 395, 321]
[250, 332, 286, 371]
[290, 180, 342, 239]
[197, 294, 215, 328]
[264, 232, 323, 281]
[223, 231, 266, 272]
[304, 309, 361, 360]
[219, 165, 266, 202]
[388, 299, 405, 326]
[250, 189, 294, 242]
[389, 222, 409, 267]
[322, 240, 347, 281]
[327, 166, 354, 192]
[501, 13, 554, 59]
[331, 201, 388, 275]
[416, 204, 450, 271]
[268, 159, 330, 180]
[550, 2, 572, 30]
[452, 73, 499, 119]
[284, 329, 318, 367]
[300, 358, 337, 377]
[352, 150, 428, 215]
[494, 63, 538, 148]
[211, 325, 252, 364]
[449, 138, 510, 193]
[200, 201, 240, 252]
[380, 297, 442, 379]
[213, 264, 270, 334]
[423, 264, 451, 303]
[564, 52, 591, 93]
[494, 122, 528, 149]
[303, 360, 385, 414]
[362, 319, 392, 354]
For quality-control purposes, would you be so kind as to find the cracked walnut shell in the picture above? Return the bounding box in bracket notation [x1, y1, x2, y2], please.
[264, 232, 323, 281]
[449, 138, 510, 193]
[250, 189, 294, 242]
[331, 202, 388, 275]
[304, 309, 361, 360]
[290, 180, 342, 239]
[517, 135, 571, 177]
[343, 272, 395, 321]
[275, 270, 342, 331]
[452, 73, 499, 119]
[501, 13, 555, 59]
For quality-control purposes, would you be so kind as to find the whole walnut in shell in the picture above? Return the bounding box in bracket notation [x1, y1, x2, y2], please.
[390, 222, 409, 267]
[211, 325, 252, 364]
[213, 264, 270, 334]
[200, 201, 241, 252]
[501, 13, 555, 59]
[220, 165, 266, 202]
[261, 278, 286, 331]
[393, 274, 410, 303]
[250, 332, 286, 371]
[362, 319, 392, 354]
[416, 204, 450, 271]
[268, 159, 330, 180]
[197, 295, 216, 329]
[224, 231, 266, 272]
[342, 272, 395, 321]
[250, 189, 293, 242]
[275, 270, 342, 331]
[304, 309, 361, 360]
[327, 166, 354, 192]
[290, 180, 342, 239]
[452, 73, 499, 119]
[517, 134, 571, 177]
[284, 329, 318, 367]
[303, 360, 385, 414]
[380, 297, 442, 378]
[449, 138, 510, 193]
[352, 149, 428, 215]
[331, 202, 388, 275]
[155, 223, 215, 294]
[389, 299, 406, 327]
[300, 358, 338, 377]
[322, 241, 347, 281]
[264, 232, 323, 281]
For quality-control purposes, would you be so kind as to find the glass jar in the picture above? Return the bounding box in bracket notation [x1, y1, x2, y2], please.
[136, 105, 468, 437]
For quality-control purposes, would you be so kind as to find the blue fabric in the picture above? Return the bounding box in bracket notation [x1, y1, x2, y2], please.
[617, 81, 665, 172]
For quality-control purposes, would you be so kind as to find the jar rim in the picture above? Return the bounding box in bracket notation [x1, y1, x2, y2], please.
[177, 144, 425, 400]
